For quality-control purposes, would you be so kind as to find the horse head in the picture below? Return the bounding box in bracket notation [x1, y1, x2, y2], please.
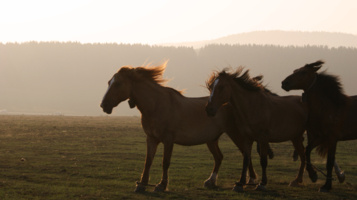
[282, 60, 324, 92]
[205, 73, 232, 117]
[100, 67, 134, 114]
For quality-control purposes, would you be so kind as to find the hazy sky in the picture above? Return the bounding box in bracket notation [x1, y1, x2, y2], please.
[1, 0, 356, 44]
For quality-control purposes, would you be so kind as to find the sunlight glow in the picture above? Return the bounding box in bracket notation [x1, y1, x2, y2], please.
[1, 0, 356, 44]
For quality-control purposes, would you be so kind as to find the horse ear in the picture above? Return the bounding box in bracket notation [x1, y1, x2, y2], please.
[305, 60, 324, 72]
[128, 99, 136, 109]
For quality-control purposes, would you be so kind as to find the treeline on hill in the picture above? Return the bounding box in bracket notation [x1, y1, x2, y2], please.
[164, 31, 357, 49]
[0, 42, 356, 116]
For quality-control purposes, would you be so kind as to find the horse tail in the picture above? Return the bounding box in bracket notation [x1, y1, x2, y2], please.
[315, 144, 328, 158]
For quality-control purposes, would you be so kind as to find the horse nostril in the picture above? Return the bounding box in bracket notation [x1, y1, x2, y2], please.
[100, 102, 107, 108]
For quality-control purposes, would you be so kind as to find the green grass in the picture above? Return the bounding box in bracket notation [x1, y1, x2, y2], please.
[0, 115, 356, 199]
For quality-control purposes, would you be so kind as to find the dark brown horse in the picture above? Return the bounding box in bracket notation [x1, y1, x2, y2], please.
[100, 63, 261, 192]
[205, 67, 308, 191]
[282, 60, 353, 192]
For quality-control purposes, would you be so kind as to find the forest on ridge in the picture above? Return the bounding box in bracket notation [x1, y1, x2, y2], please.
[1, 42, 356, 116]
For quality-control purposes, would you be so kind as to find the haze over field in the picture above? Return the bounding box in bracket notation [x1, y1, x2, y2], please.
[1, 0, 357, 116]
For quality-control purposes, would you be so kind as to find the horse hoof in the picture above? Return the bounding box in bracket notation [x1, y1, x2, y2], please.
[255, 184, 267, 191]
[203, 179, 216, 188]
[337, 172, 345, 183]
[232, 184, 244, 192]
[289, 180, 303, 187]
[134, 184, 146, 193]
[310, 173, 318, 183]
[318, 187, 330, 193]
[154, 184, 166, 192]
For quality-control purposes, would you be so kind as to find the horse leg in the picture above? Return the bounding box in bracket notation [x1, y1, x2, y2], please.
[154, 141, 174, 192]
[226, 133, 257, 184]
[247, 157, 258, 184]
[289, 136, 305, 187]
[293, 136, 303, 161]
[305, 137, 320, 183]
[255, 142, 269, 191]
[204, 140, 223, 188]
[233, 140, 253, 192]
[293, 149, 299, 161]
[257, 142, 274, 159]
[267, 143, 274, 159]
[135, 135, 160, 192]
[334, 160, 345, 183]
[319, 143, 337, 193]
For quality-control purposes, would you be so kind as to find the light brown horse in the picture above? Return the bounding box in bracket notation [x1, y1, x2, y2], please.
[205, 67, 308, 191]
[282, 60, 352, 192]
[100, 63, 260, 192]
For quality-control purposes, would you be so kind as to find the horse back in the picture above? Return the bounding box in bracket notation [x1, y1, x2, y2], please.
[268, 95, 307, 121]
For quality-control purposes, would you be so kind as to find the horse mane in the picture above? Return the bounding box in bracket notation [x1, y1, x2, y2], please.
[118, 62, 184, 95]
[206, 66, 277, 96]
[315, 71, 346, 108]
[119, 62, 168, 85]
[305, 61, 346, 158]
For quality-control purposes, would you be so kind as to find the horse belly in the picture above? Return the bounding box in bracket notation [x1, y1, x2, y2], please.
[268, 110, 306, 142]
[268, 126, 305, 143]
[341, 123, 357, 141]
[173, 127, 222, 146]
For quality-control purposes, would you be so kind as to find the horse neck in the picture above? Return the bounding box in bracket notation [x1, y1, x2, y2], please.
[131, 80, 170, 116]
[229, 80, 257, 123]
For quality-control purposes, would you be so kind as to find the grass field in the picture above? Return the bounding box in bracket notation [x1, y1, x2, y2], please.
[0, 115, 356, 200]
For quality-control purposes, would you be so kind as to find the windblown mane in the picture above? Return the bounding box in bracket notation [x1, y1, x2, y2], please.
[206, 66, 277, 96]
[315, 72, 346, 108]
[314, 72, 347, 157]
[118, 62, 184, 95]
[119, 62, 168, 85]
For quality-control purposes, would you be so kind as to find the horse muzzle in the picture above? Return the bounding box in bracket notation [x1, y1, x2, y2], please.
[100, 102, 113, 114]
[281, 80, 291, 92]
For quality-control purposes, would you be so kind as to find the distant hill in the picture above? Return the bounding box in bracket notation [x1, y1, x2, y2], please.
[160, 31, 357, 49]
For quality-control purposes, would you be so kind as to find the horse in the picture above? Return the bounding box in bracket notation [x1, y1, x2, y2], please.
[282, 60, 352, 192]
[100, 62, 264, 192]
[205, 67, 309, 191]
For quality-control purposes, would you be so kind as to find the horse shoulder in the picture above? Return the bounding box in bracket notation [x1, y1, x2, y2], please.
[141, 115, 156, 138]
